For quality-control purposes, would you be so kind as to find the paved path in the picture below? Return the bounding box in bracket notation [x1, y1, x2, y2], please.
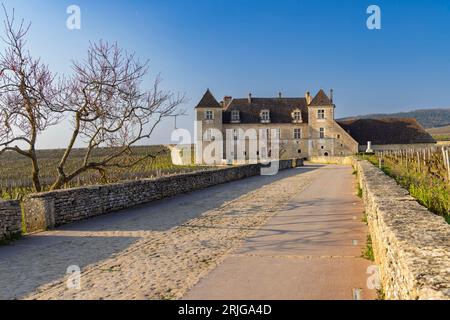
[0, 165, 319, 300]
[184, 165, 377, 300]
[0, 164, 375, 300]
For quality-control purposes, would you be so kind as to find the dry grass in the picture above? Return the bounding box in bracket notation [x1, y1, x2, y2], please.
[0, 145, 213, 200]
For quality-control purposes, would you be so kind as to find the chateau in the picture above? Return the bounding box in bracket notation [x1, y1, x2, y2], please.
[195, 89, 358, 163]
[194, 89, 436, 164]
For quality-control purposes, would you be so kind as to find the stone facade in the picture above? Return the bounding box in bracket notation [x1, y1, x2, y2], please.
[353, 158, 450, 300]
[0, 200, 22, 242]
[195, 89, 359, 164]
[23, 159, 303, 233]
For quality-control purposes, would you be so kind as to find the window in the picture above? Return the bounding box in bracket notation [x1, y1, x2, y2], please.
[298, 149, 302, 154]
[292, 110, 302, 123]
[319, 128, 325, 139]
[318, 109, 325, 119]
[231, 110, 240, 122]
[260, 110, 270, 122]
[233, 129, 238, 140]
[205, 110, 214, 120]
[294, 128, 301, 140]
[337, 134, 341, 139]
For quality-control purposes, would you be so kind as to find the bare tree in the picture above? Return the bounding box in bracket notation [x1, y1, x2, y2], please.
[0, 6, 61, 192]
[50, 41, 185, 190]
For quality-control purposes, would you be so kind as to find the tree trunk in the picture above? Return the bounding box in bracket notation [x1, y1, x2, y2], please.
[30, 150, 42, 192]
[50, 175, 66, 191]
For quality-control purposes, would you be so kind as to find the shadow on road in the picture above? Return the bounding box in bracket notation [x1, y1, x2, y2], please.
[0, 165, 321, 299]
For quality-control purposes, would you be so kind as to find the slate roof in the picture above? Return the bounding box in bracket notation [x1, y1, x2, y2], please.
[309, 89, 333, 106]
[223, 97, 309, 124]
[195, 89, 222, 109]
[337, 118, 436, 145]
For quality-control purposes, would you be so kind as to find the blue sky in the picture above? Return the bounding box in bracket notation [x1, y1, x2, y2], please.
[2, 0, 450, 148]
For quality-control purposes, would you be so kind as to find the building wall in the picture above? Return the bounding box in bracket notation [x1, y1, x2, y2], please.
[307, 105, 358, 157]
[222, 123, 310, 160]
[358, 143, 437, 152]
[0, 200, 22, 242]
[23, 159, 303, 233]
[195, 107, 223, 164]
[195, 103, 359, 164]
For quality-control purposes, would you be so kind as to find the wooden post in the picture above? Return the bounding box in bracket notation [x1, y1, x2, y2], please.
[443, 147, 450, 183]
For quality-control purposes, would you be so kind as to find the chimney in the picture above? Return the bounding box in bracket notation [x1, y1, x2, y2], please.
[248, 93, 252, 104]
[305, 91, 312, 105]
[330, 89, 334, 103]
[278, 92, 282, 99]
[223, 96, 232, 108]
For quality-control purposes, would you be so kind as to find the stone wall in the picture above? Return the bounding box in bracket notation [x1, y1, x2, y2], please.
[24, 159, 303, 233]
[353, 158, 450, 300]
[309, 156, 354, 165]
[358, 143, 437, 152]
[0, 200, 22, 242]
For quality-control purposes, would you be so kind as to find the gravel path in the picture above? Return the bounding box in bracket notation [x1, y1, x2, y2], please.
[0, 166, 320, 300]
[184, 165, 376, 300]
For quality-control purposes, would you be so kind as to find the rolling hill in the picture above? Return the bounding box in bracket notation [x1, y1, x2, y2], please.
[339, 108, 450, 129]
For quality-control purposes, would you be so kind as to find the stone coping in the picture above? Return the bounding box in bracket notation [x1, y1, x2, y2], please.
[353, 158, 450, 300]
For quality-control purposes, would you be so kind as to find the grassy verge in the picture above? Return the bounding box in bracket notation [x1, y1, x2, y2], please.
[362, 235, 375, 261]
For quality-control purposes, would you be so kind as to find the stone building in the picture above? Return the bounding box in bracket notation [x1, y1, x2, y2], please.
[337, 118, 436, 152]
[194, 89, 436, 163]
[194, 89, 358, 163]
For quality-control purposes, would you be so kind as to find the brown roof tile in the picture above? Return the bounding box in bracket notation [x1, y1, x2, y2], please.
[337, 118, 436, 145]
[195, 89, 222, 109]
[309, 89, 332, 106]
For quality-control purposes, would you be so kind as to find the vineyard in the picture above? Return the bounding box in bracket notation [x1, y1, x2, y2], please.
[362, 146, 450, 223]
[0, 145, 212, 200]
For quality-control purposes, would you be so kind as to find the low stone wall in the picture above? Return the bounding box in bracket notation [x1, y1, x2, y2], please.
[353, 159, 450, 300]
[358, 143, 437, 152]
[24, 159, 303, 233]
[0, 200, 22, 242]
[308, 156, 354, 165]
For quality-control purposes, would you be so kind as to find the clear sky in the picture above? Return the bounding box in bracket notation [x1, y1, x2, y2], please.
[2, 0, 450, 148]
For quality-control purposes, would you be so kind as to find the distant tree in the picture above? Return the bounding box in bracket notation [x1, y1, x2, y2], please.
[0, 6, 62, 192]
[50, 41, 185, 190]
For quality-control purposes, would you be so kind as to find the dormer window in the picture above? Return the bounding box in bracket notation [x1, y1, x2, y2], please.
[318, 109, 325, 119]
[260, 110, 270, 123]
[291, 109, 303, 123]
[231, 110, 240, 123]
[205, 110, 214, 120]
